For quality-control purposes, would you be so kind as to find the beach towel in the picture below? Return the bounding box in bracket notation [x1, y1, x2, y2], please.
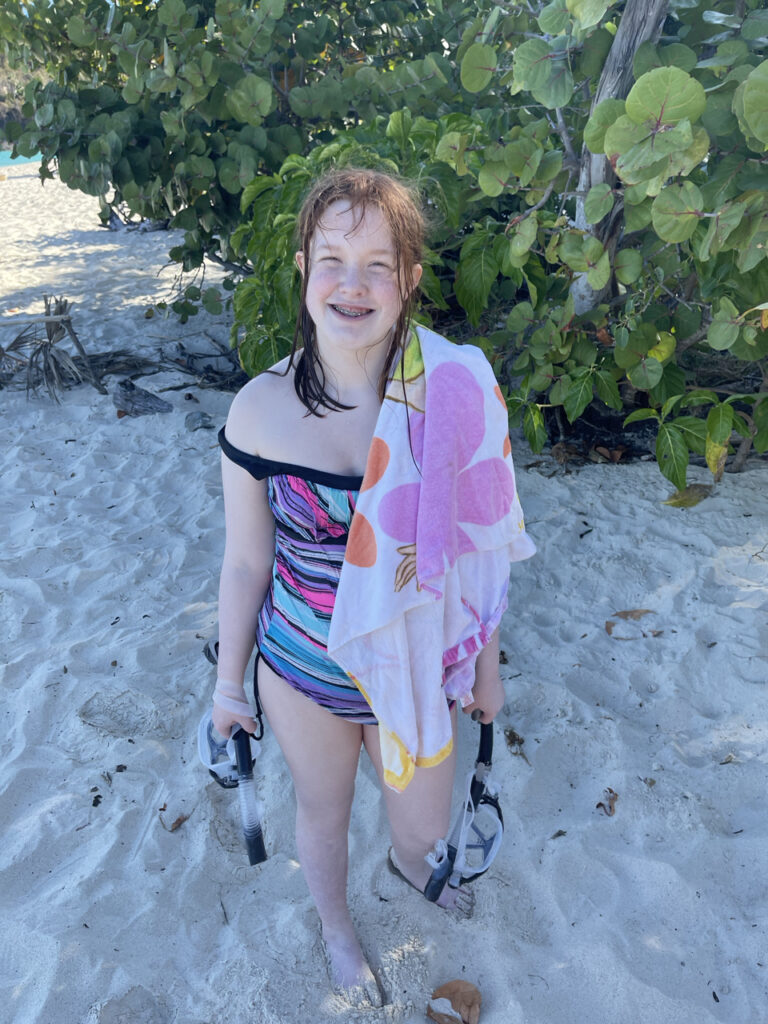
[327, 325, 536, 791]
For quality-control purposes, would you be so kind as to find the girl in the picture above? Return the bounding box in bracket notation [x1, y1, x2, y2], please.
[211, 169, 534, 1006]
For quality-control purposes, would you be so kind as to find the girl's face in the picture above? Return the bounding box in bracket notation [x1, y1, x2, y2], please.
[296, 201, 421, 359]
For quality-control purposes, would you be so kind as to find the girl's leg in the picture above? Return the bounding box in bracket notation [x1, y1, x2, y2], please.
[257, 660, 378, 997]
[363, 705, 473, 913]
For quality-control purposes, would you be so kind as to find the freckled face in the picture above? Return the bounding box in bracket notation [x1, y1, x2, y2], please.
[296, 201, 421, 357]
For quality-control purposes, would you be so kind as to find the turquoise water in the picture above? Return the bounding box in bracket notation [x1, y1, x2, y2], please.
[0, 150, 38, 167]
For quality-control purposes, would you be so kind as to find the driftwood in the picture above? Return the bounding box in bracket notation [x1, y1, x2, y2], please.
[0, 296, 106, 400]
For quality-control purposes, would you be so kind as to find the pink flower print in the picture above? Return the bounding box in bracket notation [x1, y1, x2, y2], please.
[379, 361, 515, 582]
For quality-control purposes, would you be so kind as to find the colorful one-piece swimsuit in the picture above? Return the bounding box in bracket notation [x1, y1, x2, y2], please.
[219, 427, 377, 725]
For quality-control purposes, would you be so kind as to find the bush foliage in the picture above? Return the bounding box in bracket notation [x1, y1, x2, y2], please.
[2, 0, 767, 488]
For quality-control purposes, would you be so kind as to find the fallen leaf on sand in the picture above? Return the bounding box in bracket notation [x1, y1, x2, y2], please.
[612, 609, 654, 620]
[596, 787, 618, 816]
[663, 484, 712, 508]
[593, 445, 626, 463]
[504, 726, 531, 765]
[428, 980, 482, 1024]
[158, 809, 190, 832]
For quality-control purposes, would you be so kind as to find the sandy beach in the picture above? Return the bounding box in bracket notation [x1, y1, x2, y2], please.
[1, 163, 767, 1024]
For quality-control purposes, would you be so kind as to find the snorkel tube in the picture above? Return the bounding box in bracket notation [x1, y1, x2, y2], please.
[424, 712, 503, 902]
[199, 636, 268, 866]
[231, 726, 267, 865]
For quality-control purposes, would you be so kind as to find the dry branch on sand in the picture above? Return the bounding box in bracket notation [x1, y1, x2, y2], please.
[0, 296, 106, 401]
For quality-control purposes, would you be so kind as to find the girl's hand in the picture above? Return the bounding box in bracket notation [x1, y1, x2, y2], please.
[212, 679, 258, 737]
[211, 703, 258, 738]
[462, 671, 505, 724]
[462, 628, 505, 723]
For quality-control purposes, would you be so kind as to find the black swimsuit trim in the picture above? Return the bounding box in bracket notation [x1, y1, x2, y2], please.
[218, 427, 364, 490]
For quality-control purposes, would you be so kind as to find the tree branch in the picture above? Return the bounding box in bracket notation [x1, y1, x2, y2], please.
[206, 252, 252, 277]
[506, 182, 555, 232]
[571, 0, 670, 313]
[677, 324, 710, 354]
[555, 107, 578, 169]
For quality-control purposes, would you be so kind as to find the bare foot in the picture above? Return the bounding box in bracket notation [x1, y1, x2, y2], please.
[388, 848, 475, 917]
[322, 921, 382, 1008]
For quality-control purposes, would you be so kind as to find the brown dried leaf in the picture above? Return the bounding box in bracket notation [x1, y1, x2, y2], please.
[596, 787, 618, 816]
[169, 814, 189, 832]
[426, 1003, 462, 1024]
[663, 483, 712, 508]
[429, 980, 482, 1024]
[604, 620, 615, 636]
[612, 609, 654, 621]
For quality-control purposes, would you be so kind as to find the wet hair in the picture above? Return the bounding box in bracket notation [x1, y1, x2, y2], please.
[288, 168, 425, 415]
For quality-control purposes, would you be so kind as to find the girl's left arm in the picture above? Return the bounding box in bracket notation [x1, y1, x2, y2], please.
[462, 627, 505, 724]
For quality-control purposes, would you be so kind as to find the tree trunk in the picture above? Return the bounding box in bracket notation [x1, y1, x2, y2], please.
[571, 0, 669, 314]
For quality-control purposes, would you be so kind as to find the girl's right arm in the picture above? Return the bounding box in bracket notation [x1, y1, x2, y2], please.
[212, 385, 276, 736]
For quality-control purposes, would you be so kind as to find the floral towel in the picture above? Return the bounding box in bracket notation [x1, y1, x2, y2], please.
[328, 326, 536, 791]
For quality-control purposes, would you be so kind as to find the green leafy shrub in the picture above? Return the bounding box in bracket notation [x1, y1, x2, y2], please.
[3, 0, 767, 487]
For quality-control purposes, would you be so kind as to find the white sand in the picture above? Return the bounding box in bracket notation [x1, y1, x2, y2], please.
[1, 165, 767, 1024]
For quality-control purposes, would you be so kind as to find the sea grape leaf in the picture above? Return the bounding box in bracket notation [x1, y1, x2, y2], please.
[504, 138, 543, 186]
[614, 249, 642, 284]
[584, 183, 614, 224]
[651, 182, 704, 242]
[436, 132, 469, 175]
[566, 0, 610, 30]
[628, 356, 663, 389]
[587, 250, 611, 290]
[648, 331, 676, 363]
[227, 75, 272, 125]
[509, 215, 538, 259]
[513, 39, 552, 92]
[538, 0, 570, 35]
[743, 10, 768, 42]
[707, 298, 740, 350]
[532, 62, 574, 109]
[67, 15, 97, 47]
[603, 114, 648, 156]
[584, 98, 625, 153]
[478, 161, 510, 197]
[506, 302, 535, 333]
[741, 61, 768, 145]
[625, 67, 706, 127]
[461, 44, 497, 94]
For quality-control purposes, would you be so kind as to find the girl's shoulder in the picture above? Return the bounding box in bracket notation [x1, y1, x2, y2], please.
[226, 357, 296, 454]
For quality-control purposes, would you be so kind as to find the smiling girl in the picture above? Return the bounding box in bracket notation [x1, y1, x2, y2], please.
[210, 169, 534, 1006]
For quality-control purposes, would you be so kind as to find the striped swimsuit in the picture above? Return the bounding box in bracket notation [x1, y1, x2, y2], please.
[219, 428, 376, 724]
